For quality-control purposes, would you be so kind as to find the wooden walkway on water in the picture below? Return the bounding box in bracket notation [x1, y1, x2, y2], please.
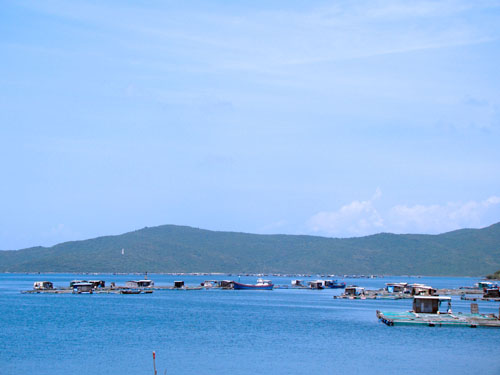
[376, 310, 500, 328]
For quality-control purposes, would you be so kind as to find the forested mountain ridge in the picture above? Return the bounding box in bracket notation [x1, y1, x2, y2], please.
[1, 223, 499, 276]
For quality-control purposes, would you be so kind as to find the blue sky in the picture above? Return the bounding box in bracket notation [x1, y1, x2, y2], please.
[1, 0, 500, 249]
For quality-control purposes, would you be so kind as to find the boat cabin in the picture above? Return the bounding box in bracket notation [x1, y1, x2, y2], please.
[33, 281, 53, 290]
[256, 279, 272, 286]
[345, 286, 365, 296]
[126, 280, 154, 288]
[72, 282, 93, 294]
[174, 281, 185, 288]
[70, 280, 88, 288]
[88, 280, 105, 288]
[291, 279, 304, 286]
[309, 280, 324, 289]
[385, 283, 407, 293]
[412, 296, 451, 314]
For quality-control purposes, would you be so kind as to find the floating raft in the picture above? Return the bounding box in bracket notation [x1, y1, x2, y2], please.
[334, 294, 412, 300]
[21, 289, 73, 294]
[376, 310, 500, 328]
[20, 286, 208, 294]
[152, 286, 203, 291]
[460, 295, 500, 302]
[21, 288, 154, 295]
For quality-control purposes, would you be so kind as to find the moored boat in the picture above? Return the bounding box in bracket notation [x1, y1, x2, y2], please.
[324, 280, 346, 289]
[233, 278, 274, 290]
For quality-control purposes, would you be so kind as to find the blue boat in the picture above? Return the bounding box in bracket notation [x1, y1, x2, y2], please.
[233, 279, 274, 290]
[324, 280, 346, 289]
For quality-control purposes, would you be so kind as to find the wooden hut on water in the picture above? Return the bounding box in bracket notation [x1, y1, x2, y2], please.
[72, 282, 93, 294]
[217, 280, 234, 289]
[70, 280, 88, 288]
[344, 286, 365, 296]
[385, 283, 407, 293]
[125, 280, 154, 288]
[88, 280, 105, 288]
[33, 281, 53, 290]
[484, 288, 500, 298]
[174, 281, 185, 288]
[308, 280, 324, 289]
[412, 296, 452, 313]
[408, 283, 436, 296]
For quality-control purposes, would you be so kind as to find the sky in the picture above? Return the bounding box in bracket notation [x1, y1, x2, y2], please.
[1, 0, 500, 249]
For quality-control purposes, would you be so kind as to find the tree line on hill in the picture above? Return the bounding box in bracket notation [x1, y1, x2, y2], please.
[1, 222, 500, 276]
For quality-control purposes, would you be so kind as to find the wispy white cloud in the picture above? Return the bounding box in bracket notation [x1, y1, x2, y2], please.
[308, 189, 384, 236]
[308, 191, 500, 236]
[389, 196, 500, 233]
[17, 0, 500, 73]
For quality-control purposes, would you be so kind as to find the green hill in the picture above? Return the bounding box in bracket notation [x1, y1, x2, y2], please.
[1, 223, 500, 276]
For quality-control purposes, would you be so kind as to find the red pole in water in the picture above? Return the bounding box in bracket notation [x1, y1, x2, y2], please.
[153, 351, 157, 375]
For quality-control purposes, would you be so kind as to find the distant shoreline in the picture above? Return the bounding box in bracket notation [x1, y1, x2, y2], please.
[0, 272, 485, 278]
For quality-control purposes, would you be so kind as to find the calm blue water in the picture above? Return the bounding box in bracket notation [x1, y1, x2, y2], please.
[1, 274, 498, 375]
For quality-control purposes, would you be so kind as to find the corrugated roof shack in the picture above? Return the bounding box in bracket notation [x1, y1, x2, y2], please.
[126, 280, 154, 288]
[408, 284, 437, 296]
[412, 296, 452, 314]
[72, 282, 93, 294]
[345, 286, 365, 296]
[386, 283, 407, 293]
[33, 281, 53, 290]
[70, 280, 88, 288]
[217, 280, 234, 289]
[174, 281, 185, 288]
[89, 280, 105, 289]
[484, 288, 500, 298]
[309, 281, 324, 289]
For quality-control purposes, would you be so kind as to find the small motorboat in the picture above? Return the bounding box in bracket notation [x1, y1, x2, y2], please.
[233, 278, 274, 290]
[324, 280, 346, 289]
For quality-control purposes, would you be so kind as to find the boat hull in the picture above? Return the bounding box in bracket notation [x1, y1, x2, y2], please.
[233, 282, 274, 290]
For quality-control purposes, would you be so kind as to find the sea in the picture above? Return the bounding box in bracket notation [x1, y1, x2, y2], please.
[0, 273, 499, 375]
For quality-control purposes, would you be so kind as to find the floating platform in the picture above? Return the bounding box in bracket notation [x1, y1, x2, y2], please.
[376, 310, 500, 328]
[334, 295, 405, 300]
[460, 295, 500, 302]
[151, 286, 203, 291]
[334, 295, 374, 299]
[21, 289, 73, 294]
[21, 286, 205, 294]
[21, 288, 154, 295]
